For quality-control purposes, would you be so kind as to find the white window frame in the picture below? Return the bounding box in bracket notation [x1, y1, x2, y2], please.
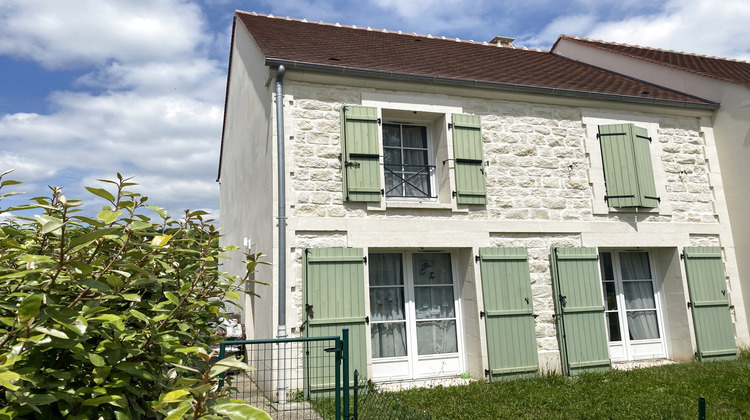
[367, 250, 466, 382]
[582, 113, 671, 216]
[600, 249, 668, 362]
[381, 120, 437, 202]
[361, 92, 465, 212]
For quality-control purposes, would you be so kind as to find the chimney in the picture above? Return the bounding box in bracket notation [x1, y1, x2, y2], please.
[490, 36, 515, 46]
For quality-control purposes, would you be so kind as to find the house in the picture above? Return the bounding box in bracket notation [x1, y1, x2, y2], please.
[551, 36, 750, 335]
[217, 11, 749, 388]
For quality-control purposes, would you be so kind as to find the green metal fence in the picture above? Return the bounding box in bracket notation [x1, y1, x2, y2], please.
[218, 331, 351, 420]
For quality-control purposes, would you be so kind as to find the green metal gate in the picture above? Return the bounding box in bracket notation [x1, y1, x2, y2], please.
[219, 330, 353, 420]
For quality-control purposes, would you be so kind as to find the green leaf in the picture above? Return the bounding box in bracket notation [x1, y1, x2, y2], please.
[164, 291, 179, 306]
[1, 179, 22, 187]
[82, 394, 123, 407]
[0, 371, 21, 391]
[25, 393, 57, 405]
[35, 215, 64, 235]
[85, 186, 116, 202]
[161, 389, 191, 404]
[226, 291, 241, 300]
[18, 293, 44, 322]
[89, 353, 106, 367]
[69, 227, 120, 248]
[209, 359, 252, 378]
[128, 220, 152, 231]
[97, 209, 123, 224]
[211, 403, 271, 420]
[35, 327, 69, 339]
[122, 294, 141, 302]
[146, 205, 168, 219]
[164, 402, 191, 420]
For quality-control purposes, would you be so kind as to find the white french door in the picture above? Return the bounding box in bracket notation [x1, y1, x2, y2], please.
[600, 251, 666, 361]
[368, 251, 463, 381]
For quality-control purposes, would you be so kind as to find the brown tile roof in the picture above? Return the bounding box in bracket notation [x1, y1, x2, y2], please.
[234, 11, 715, 108]
[556, 35, 750, 90]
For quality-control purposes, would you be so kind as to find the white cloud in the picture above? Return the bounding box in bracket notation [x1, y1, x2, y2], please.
[0, 0, 209, 69]
[587, 0, 750, 59]
[520, 14, 596, 49]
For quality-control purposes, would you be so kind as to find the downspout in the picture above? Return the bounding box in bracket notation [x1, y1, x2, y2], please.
[275, 65, 287, 403]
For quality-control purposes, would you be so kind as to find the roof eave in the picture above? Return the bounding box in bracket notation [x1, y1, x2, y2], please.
[265, 58, 719, 110]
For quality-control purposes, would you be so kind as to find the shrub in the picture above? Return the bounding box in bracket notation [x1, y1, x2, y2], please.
[0, 170, 269, 419]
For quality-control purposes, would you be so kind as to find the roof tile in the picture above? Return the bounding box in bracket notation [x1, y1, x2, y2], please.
[235, 11, 714, 107]
[557, 35, 750, 90]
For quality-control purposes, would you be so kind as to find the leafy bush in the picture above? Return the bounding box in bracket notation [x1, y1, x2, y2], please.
[0, 170, 270, 419]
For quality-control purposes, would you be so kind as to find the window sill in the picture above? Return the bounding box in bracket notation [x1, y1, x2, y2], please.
[367, 200, 469, 213]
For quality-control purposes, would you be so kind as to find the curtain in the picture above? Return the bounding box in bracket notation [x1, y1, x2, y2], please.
[369, 254, 407, 358]
[619, 252, 651, 280]
[623, 281, 659, 340]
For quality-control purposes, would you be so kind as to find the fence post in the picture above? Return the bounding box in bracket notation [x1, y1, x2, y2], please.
[698, 397, 706, 420]
[335, 336, 341, 420]
[218, 342, 226, 388]
[353, 369, 359, 420]
[343, 329, 350, 419]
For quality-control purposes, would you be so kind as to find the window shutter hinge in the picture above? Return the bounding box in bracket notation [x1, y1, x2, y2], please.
[363, 256, 367, 264]
[380, 189, 384, 196]
[730, 305, 735, 310]
[680, 253, 684, 260]
[475, 255, 480, 263]
[484, 369, 490, 377]
[448, 123, 453, 130]
[452, 191, 457, 198]
[480, 310, 485, 318]
[377, 117, 381, 126]
[687, 301, 692, 308]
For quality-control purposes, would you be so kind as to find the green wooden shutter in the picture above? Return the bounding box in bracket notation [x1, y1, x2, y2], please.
[550, 247, 610, 376]
[451, 114, 487, 205]
[479, 247, 539, 381]
[598, 124, 658, 208]
[341, 106, 381, 202]
[683, 247, 737, 361]
[303, 248, 368, 394]
[632, 125, 659, 208]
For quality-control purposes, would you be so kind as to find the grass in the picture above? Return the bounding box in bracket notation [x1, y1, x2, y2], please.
[378, 351, 750, 419]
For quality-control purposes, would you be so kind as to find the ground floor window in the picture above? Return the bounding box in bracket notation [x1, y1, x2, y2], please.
[369, 252, 462, 380]
[600, 250, 666, 361]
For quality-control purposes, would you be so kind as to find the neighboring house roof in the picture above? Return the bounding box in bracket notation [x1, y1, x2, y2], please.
[554, 35, 750, 90]
[234, 11, 715, 108]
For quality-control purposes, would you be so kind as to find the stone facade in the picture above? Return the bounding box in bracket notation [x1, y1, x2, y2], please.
[287, 82, 720, 226]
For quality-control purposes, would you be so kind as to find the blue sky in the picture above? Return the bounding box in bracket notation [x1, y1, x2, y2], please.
[1, 0, 749, 222]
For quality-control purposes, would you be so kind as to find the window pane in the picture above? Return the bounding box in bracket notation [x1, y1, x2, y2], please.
[414, 286, 455, 319]
[404, 173, 430, 197]
[627, 310, 660, 340]
[620, 252, 651, 280]
[404, 149, 428, 167]
[606, 312, 622, 342]
[402, 125, 427, 148]
[600, 252, 614, 280]
[623, 281, 656, 309]
[416, 320, 457, 355]
[413, 253, 452, 285]
[603, 281, 617, 310]
[383, 147, 402, 165]
[371, 322, 407, 358]
[370, 287, 405, 321]
[383, 124, 401, 147]
[368, 254, 403, 286]
[385, 173, 402, 197]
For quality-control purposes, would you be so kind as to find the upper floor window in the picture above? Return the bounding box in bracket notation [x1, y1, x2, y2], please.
[340, 105, 487, 206]
[383, 123, 434, 199]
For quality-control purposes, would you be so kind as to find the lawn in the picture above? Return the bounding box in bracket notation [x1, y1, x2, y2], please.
[366, 352, 750, 419]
